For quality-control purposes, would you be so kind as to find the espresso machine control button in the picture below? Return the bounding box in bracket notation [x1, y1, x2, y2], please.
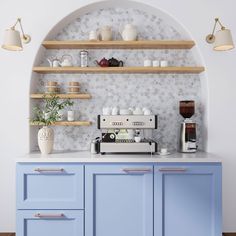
[111, 122, 123, 126]
[132, 122, 144, 126]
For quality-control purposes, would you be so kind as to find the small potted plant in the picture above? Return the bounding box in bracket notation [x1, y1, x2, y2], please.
[31, 94, 74, 154]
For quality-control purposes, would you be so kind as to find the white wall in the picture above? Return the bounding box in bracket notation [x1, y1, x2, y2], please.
[0, 0, 235, 232]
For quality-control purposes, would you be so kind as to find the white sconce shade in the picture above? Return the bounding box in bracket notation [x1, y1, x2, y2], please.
[213, 29, 234, 51]
[2, 29, 23, 51]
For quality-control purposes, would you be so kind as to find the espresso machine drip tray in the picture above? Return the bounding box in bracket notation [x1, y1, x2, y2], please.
[99, 141, 158, 154]
[115, 139, 135, 143]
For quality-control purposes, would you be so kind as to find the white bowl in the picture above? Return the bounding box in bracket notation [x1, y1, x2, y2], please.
[120, 109, 131, 115]
[133, 111, 144, 115]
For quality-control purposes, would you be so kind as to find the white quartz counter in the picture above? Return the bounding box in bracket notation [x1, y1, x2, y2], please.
[16, 151, 222, 163]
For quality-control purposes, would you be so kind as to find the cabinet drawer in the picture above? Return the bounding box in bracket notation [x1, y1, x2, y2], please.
[16, 163, 84, 209]
[16, 210, 84, 236]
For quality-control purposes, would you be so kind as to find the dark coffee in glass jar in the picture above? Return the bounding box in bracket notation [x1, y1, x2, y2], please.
[179, 100, 195, 119]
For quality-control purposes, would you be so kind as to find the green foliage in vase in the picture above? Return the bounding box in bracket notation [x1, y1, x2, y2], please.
[31, 94, 74, 126]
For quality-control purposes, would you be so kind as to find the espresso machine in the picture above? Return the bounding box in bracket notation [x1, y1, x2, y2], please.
[179, 101, 197, 153]
[97, 115, 158, 154]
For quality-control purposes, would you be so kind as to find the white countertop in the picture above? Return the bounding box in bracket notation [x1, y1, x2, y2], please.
[16, 151, 222, 163]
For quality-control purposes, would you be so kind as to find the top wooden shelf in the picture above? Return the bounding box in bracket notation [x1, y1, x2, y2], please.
[42, 40, 195, 49]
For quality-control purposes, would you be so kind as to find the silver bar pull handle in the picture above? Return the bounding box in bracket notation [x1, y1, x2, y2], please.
[123, 168, 152, 174]
[159, 168, 187, 172]
[34, 213, 65, 218]
[34, 168, 64, 173]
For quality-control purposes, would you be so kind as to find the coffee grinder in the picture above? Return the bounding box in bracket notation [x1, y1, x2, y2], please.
[179, 100, 197, 153]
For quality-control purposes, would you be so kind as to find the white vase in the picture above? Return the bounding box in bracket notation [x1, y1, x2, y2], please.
[38, 126, 54, 154]
[121, 24, 138, 41]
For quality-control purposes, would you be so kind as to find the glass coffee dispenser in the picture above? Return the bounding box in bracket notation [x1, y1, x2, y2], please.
[179, 100, 197, 153]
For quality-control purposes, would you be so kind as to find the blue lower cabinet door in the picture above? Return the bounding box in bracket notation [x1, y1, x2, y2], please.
[154, 163, 222, 236]
[16, 210, 84, 236]
[85, 165, 153, 236]
[16, 163, 84, 209]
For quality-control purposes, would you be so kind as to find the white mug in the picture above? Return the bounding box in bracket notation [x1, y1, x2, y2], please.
[160, 148, 168, 154]
[133, 107, 143, 115]
[152, 60, 160, 67]
[102, 107, 111, 115]
[127, 129, 135, 139]
[134, 136, 141, 143]
[160, 60, 168, 67]
[144, 109, 151, 115]
[67, 111, 75, 121]
[111, 107, 119, 115]
[144, 59, 152, 67]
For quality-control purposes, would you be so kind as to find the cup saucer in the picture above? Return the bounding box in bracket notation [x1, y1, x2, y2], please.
[157, 152, 171, 156]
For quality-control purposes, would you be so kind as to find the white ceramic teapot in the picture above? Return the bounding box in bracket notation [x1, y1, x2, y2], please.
[60, 54, 73, 67]
[121, 24, 138, 41]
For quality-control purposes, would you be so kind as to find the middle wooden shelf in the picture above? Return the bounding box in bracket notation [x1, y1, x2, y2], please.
[33, 66, 205, 74]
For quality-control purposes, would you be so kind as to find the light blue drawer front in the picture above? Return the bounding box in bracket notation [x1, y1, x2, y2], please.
[16, 210, 84, 236]
[154, 163, 222, 236]
[16, 163, 84, 209]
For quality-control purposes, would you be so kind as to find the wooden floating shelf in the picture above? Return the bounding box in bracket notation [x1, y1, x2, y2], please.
[42, 40, 195, 49]
[33, 66, 204, 74]
[30, 121, 92, 126]
[30, 93, 92, 99]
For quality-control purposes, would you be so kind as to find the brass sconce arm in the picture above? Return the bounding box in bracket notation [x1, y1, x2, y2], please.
[206, 18, 226, 44]
[11, 18, 31, 43]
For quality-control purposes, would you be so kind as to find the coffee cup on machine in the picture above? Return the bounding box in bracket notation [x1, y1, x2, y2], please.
[134, 136, 141, 143]
[160, 148, 168, 154]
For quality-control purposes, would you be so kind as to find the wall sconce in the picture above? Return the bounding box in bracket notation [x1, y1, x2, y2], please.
[2, 18, 31, 51]
[206, 18, 234, 51]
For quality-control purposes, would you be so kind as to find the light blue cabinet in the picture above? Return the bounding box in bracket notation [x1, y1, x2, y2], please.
[17, 210, 84, 236]
[154, 163, 222, 236]
[85, 165, 153, 236]
[16, 162, 222, 236]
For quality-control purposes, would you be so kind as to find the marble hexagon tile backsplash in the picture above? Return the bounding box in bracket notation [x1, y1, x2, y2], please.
[33, 7, 204, 151]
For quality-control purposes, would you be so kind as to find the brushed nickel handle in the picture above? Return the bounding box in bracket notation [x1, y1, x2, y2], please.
[159, 168, 187, 172]
[34, 213, 65, 218]
[34, 168, 64, 173]
[122, 168, 152, 174]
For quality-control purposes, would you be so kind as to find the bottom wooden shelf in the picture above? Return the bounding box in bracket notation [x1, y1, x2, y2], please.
[30, 121, 92, 126]
[30, 93, 91, 99]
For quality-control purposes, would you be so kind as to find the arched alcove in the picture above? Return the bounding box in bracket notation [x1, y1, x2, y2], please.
[30, 0, 207, 152]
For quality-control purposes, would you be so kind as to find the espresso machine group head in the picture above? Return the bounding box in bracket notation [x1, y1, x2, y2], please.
[97, 115, 158, 154]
